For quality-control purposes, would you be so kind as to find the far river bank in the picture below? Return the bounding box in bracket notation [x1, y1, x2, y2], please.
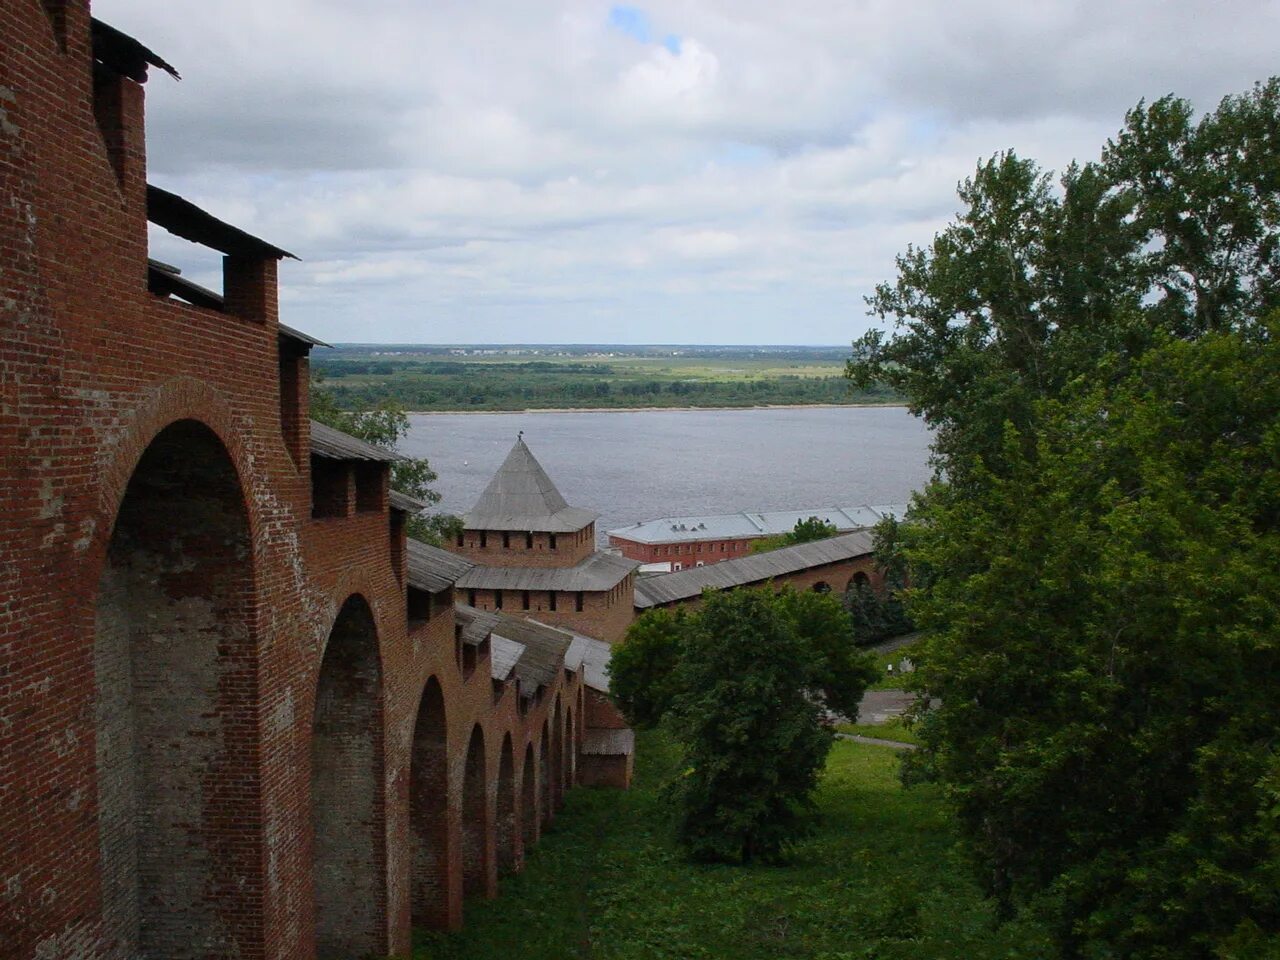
[405, 401, 908, 415]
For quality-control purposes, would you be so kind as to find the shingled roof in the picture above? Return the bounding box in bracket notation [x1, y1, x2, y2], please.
[464, 436, 597, 533]
[633, 530, 875, 608]
[454, 604, 577, 694]
[406, 538, 474, 593]
[309, 420, 404, 462]
[456, 551, 637, 593]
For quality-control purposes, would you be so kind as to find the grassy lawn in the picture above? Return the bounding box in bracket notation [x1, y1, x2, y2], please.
[413, 731, 1047, 959]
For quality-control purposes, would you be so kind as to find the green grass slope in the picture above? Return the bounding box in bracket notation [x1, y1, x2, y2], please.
[413, 732, 1047, 959]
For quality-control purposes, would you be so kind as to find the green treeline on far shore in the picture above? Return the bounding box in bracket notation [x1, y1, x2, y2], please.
[311, 346, 901, 411]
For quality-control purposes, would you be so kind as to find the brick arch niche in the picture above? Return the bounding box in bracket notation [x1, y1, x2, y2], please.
[495, 733, 517, 875]
[539, 723, 552, 828]
[410, 676, 450, 930]
[521, 744, 538, 847]
[550, 697, 564, 812]
[461, 724, 489, 902]
[94, 419, 258, 959]
[310, 595, 386, 960]
[564, 703, 576, 789]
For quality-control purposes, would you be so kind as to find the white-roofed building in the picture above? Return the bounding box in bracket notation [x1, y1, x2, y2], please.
[608, 503, 908, 572]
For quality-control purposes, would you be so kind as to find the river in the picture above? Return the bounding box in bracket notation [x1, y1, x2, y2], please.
[401, 406, 933, 543]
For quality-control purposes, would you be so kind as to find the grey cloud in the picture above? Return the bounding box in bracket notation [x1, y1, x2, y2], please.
[95, 0, 1280, 345]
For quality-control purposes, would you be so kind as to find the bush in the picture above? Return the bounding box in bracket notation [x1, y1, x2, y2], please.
[611, 587, 876, 863]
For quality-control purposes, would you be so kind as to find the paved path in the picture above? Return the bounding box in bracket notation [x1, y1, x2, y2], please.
[855, 689, 917, 724]
[836, 733, 916, 751]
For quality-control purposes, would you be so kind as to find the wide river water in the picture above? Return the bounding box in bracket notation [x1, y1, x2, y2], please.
[401, 406, 933, 543]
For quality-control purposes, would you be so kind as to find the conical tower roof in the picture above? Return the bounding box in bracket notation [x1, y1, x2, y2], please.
[465, 436, 598, 533]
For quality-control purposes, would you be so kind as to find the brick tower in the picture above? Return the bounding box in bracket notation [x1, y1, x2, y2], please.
[451, 436, 639, 641]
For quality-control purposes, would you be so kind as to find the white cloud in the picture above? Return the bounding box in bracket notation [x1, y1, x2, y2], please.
[97, 0, 1280, 344]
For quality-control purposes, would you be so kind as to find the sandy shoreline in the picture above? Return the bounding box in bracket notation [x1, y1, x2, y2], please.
[405, 402, 907, 416]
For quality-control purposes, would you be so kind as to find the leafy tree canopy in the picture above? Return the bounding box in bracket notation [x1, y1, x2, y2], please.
[849, 79, 1280, 485]
[851, 79, 1280, 958]
[611, 588, 876, 863]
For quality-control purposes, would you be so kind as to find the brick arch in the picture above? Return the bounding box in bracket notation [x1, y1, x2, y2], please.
[461, 724, 490, 902]
[564, 703, 576, 789]
[847, 571, 871, 593]
[409, 675, 450, 930]
[309, 594, 386, 960]
[551, 695, 565, 812]
[495, 733, 517, 875]
[91, 377, 263, 573]
[539, 723, 552, 828]
[521, 743, 538, 848]
[93, 417, 259, 959]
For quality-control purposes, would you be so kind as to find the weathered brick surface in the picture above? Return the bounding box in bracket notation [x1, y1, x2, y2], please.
[454, 523, 596, 569]
[0, 7, 590, 958]
[457, 571, 637, 642]
[609, 533, 757, 567]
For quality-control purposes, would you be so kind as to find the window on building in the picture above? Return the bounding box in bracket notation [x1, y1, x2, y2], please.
[549, 533, 558, 549]
[526, 532, 534, 549]
[480, 530, 487, 548]
[502, 531, 510, 549]
[494, 590, 503, 610]
[456, 532, 464, 547]
[575, 591, 584, 612]
[522, 590, 531, 610]
[549, 591, 558, 611]
[467, 589, 476, 607]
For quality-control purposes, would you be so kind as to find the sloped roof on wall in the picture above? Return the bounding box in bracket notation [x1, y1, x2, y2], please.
[91, 18, 179, 82]
[456, 551, 637, 593]
[148, 184, 296, 260]
[633, 530, 874, 608]
[455, 603, 579, 695]
[564, 631, 613, 693]
[406, 539, 474, 592]
[309, 421, 404, 462]
[583, 728, 634, 756]
[464, 437, 597, 532]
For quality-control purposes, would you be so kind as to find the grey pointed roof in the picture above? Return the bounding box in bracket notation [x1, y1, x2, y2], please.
[464, 437, 598, 533]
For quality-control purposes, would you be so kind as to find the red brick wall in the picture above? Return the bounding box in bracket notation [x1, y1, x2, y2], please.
[455, 522, 595, 568]
[0, 9, 600, 957]
[609, 534, 757, 567]
[459, 571, 637, 643]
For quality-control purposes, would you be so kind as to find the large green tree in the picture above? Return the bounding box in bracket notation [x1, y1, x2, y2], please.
[849, 80, 1280, 481]
[612, 588, 876, 863]
[849, 80, 1280, 959]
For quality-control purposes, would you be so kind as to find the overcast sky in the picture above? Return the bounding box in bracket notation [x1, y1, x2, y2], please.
[101, 1, 1280, 345]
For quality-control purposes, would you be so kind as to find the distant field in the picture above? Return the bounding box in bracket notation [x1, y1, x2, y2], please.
[311, 344, 900, 412]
